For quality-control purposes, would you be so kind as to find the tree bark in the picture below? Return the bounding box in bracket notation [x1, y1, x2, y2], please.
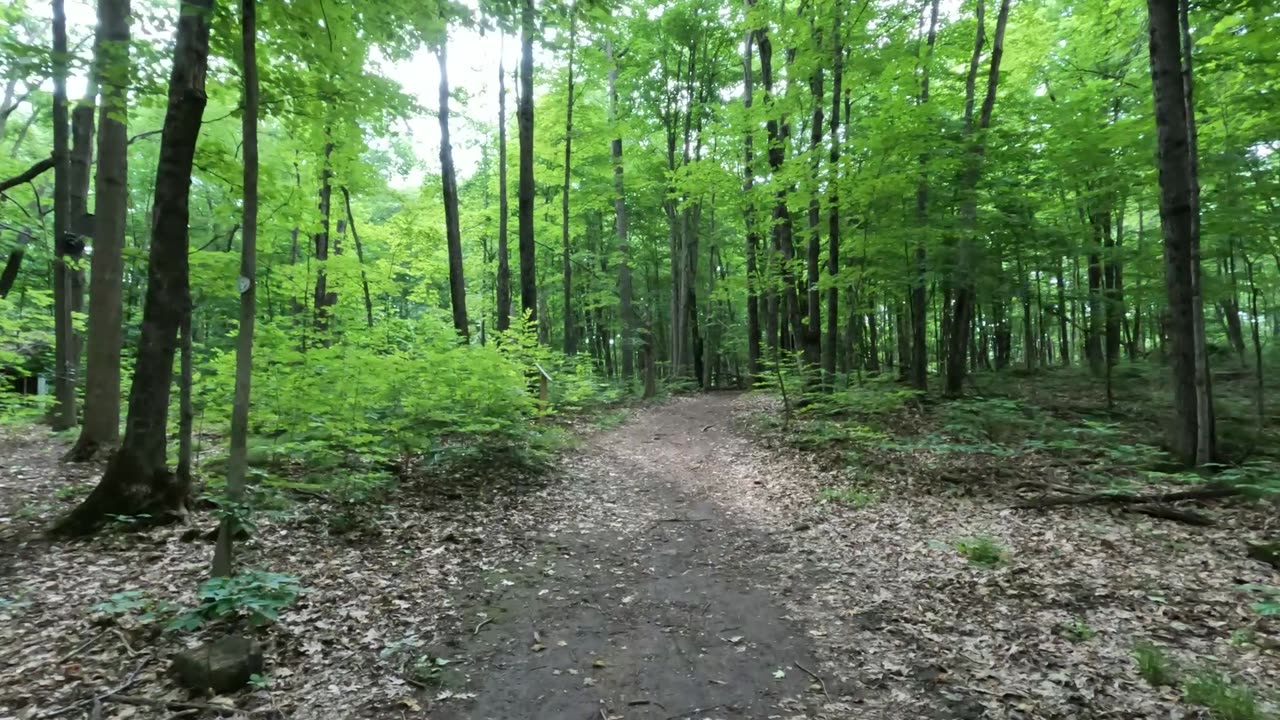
[51, 0, 78, 430]
[608, 41, 634, 379]
[312, 137, 335, 330]
[1146, 0, 1213, 465]
[824, 8, 844, 388]
[55, 0, 213, 537]
[69, 0, 130, 461]
[339, 187, 374, 328]
[496, 49, 512, 332]
[436, 41, 469, 341]
[804, 19, 824, 378]
[911, 0, 940, 391]
[213, 0, 257, 577]
[560, 10, 576, 354]
[517, 0, 537, 328]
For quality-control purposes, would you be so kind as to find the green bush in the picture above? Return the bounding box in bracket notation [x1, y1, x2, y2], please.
[171, 570, 302, 631]
[818, 485, 879, 508]
[953, 535, 1007, 567]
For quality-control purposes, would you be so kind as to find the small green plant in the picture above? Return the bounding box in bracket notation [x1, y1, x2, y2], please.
[953, 536, 1007, 567]
[248, 673, 273, 690]
[1184, 670, 1261, 720]
[410, 654, 452, 685]
[92, 590, 175, 624]
[1240, 584, 1280, 616]
[1133, 642, 1178, 687]
[55, 484, 91, 501]
[170, 570, 301, 631]
[591, 410, 630, 430]
[1060, 617, 1096, 642]
[818, 485, 879, 508]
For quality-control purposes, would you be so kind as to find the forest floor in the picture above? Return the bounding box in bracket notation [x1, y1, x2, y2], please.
[1, 391, 1278, 719]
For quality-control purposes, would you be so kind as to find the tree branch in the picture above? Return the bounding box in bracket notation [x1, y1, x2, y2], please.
[0, 156, 54, 194]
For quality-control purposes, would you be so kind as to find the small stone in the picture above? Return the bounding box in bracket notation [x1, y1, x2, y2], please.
[171, 636, 263, 694]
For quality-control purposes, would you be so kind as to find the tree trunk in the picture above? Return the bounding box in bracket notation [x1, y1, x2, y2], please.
[605, 43, 634, 380]
[312, 137, 335, 331]
[560, 11, 576, 354]
[339, 187, 374, 327]
[51, 0, 78, 430]
[911, 0, 940, 392]
[213, 0, 257, 578]
[517, 0, 537, 328]
[496, 50, 512, 332]
[436, 41, 469, 341]
[54, 0, 213, 537]
[69, 0, 130, 461]
[0, 228, 29, 298]
[824, 7, 844, 388]
[804, 22, 824, 377]
[741, 28, 762, 382]
[1146, 0, 1213, 465]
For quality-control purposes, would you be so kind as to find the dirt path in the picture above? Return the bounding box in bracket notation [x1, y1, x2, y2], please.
[432, 393, 827, 720]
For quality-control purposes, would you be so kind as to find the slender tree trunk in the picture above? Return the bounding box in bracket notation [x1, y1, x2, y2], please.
[213, 0, 257, 577]
[911, 0, 940, 391]
[339, 187, 374, 327]
[607, 42, 634, 380]
[51, 0, 77, 430]
[823, 8, 844, 387]
[496, 49, 512, 332]
[741, 28, 761, 381]
[560, 10, 576, 354]
[436, 41, 469, 340]
[517, 0, 537, 328]
[804, 21, 824, 377]
[1178, 0, 1213, 463]
[56, 0, 213, 536]
[69, 0, 130, 460]
[312, 137, 335, 330]
[0, 229, 30, 299]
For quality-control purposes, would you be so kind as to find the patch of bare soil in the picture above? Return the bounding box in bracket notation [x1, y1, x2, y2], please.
[2, 394, 1277, 719]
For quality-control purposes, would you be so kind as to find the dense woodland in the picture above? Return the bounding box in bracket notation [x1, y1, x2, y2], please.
[1, 0, 1278, 716]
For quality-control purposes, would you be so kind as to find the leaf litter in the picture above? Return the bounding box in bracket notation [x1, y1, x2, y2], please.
[0, 393, 1276, 719]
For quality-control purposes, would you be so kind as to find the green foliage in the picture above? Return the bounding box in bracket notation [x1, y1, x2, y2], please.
[1059, 617, 1096, 642]
[171, 570, 302, 631]
[1133, 642, 1178, 687]
[92, 590, 175, 625]
[1240, 584, 1280, 617]
[952, 536, 1007, 567]
[410, 654, 452, 685]
[1183, 671, 1263, 720]
[817, 485, 879, 508]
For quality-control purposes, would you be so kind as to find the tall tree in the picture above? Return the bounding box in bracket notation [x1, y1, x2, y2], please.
[607, 40, 634, 379]
[560, 8, 576, 354]
[910, 0, 940, 392]
[50, 0, 77, 430]
[741, 27, 761, 381]
[823, 4, 843, 387]
[55, 0, 214, 536]
[213, 0, 257, 577]
[496, 48, 512, 332]
[517, 0, 537, 329]
[437, 38, 469, 340]
[1146, 0, 1214, 464]
[69, 0, 130, 461]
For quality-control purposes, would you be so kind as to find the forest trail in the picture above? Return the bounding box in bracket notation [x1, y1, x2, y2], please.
[433, 393, 828, 720]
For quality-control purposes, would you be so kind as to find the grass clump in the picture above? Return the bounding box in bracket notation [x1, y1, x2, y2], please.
[1133, 642, 1178, 687]
[1059, 617, 1096, 642]
[953, 535, 1007, 567]
[817, 485, 879, 508]
[1183, 671, 1263, 720]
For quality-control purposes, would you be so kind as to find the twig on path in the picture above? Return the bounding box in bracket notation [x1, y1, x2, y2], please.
[665, 704, 725, 719]
[628, 698, 667, 710]
[794, 660, 829, 700]
[58, 629, 109, 663]
[1013, 484, 1237, 509]
[113, 628, 139, 656]
[474, 617, 493, 635]
[104, 694, 236, 714]
[39, 654, 154, 718]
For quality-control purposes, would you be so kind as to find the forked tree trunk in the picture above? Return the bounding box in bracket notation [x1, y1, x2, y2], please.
[68, 0, 130, 461]
[55, 0, 213, 537]
[436, 41, 469, 340]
